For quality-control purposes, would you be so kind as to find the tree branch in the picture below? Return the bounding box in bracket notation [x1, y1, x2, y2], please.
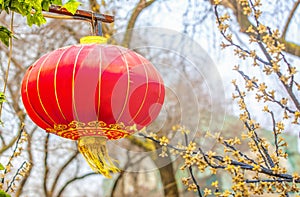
[214, 0, 300, 57]
[15, 127, 36, 197]
[111, 152, 148, 197]
[122, 0, 157, 47]
[57, 172, 97, 197]
[282, 0, 300, 39]
[43, 134, 50, 197]
[51, 151, 79, 195]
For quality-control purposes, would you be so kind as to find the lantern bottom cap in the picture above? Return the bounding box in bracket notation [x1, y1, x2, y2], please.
[78, 136, 119, 178]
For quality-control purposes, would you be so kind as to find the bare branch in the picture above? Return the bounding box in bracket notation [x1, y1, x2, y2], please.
[50, 151, 79, 195]
[282, 0, 300, 39]
[43, 134, 50, 197]
[184, 133, 202, 197]
[15, 127, 36, 197]
[122, 0, 157, 47]
[57, 172, 97, 197]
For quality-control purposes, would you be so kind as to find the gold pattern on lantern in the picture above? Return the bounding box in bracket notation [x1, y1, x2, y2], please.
[46, 120, 136, 140]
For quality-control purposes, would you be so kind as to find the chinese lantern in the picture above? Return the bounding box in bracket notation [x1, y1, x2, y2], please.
[21, 37, 165, 177]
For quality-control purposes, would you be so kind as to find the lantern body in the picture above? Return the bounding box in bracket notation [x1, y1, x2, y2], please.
[21, 44, 165, 140]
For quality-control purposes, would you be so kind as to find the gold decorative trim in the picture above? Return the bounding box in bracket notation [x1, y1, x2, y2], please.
[46, 120, 137, 140]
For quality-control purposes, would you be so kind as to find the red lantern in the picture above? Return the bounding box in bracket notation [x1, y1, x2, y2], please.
[21, 41, 165, 177]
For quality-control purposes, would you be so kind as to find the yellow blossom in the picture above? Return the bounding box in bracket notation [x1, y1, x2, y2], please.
[243, 6, 251, 15]
[222, 190, 231, 197]
[263, 66, 272, 75]
[188, 183, 197, 191]
[254, 10, 262, 18]
[241, 133, 248, 140]
[257, 24, 267, 33]
[280, 98, 288, 105]
[258, 83, 267, 92]
[295, 111, 300, 118]
[159, 136, 169, 146]
[288, 67, 297, 75]
[263, 105, 269, 112]
[182, 177, 190, 185]
[225, 164, 235, 173]
[210, 167, 217, 174]
[214, 0, 221, 5]
[223, 155, 231, 164]
[252, 164, 261, 172]
[276, 121, 284, 131]
[271, 29, 280, 39]
[246, 25, 255, 33]
[219, 13, 230, 21]
[283, 111, 289, 119]
[204, 188, 212, 196]
[268, 90, 275, 98]
[207, 151, 216, 159]
[271, 61, 280, 73]
[211, 180, 218, 187]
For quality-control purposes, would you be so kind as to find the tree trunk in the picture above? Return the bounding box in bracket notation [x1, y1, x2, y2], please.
[153, 149, 179, 197]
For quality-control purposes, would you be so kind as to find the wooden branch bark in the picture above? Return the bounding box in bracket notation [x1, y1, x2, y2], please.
[47, 5, 114, 23]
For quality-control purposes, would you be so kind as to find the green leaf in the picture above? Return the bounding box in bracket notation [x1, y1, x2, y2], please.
[0, 92, 5, 104]
[0, 0, 10, 13]
[0, 190, 10, 197]
[51, 0, 63, 5]
[41, 0, 50, 11]
[62, 0, 81, 15]
[0, 26, 12, 47]
[41, 0, 63, 11]
[0, 163, 4, 170]
[26, 12, 46, 27]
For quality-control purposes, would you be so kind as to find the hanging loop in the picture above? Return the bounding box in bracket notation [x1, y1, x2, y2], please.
[90, 12, 102, 36]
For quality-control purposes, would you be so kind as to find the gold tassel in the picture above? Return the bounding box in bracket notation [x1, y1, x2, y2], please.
[78, 136, 120, 178]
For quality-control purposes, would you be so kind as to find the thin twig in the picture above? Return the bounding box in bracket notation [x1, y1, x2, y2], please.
[0, 11, 14, 119]
[246, 178, 300, 183]
[5, 161, 27, 192]
[269, 111, 279, 157]
[1, 124, 25, 184]
[142, 131, 299, 183]
[223, 141, 258, 165]
[50, 151, 79, 194]
[57, 172, 97, 197]
[184, 133, 202, 197]
[111, 153, 148, 197]
[214, 4, 270, 66]
[234, 84, 272, 169]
